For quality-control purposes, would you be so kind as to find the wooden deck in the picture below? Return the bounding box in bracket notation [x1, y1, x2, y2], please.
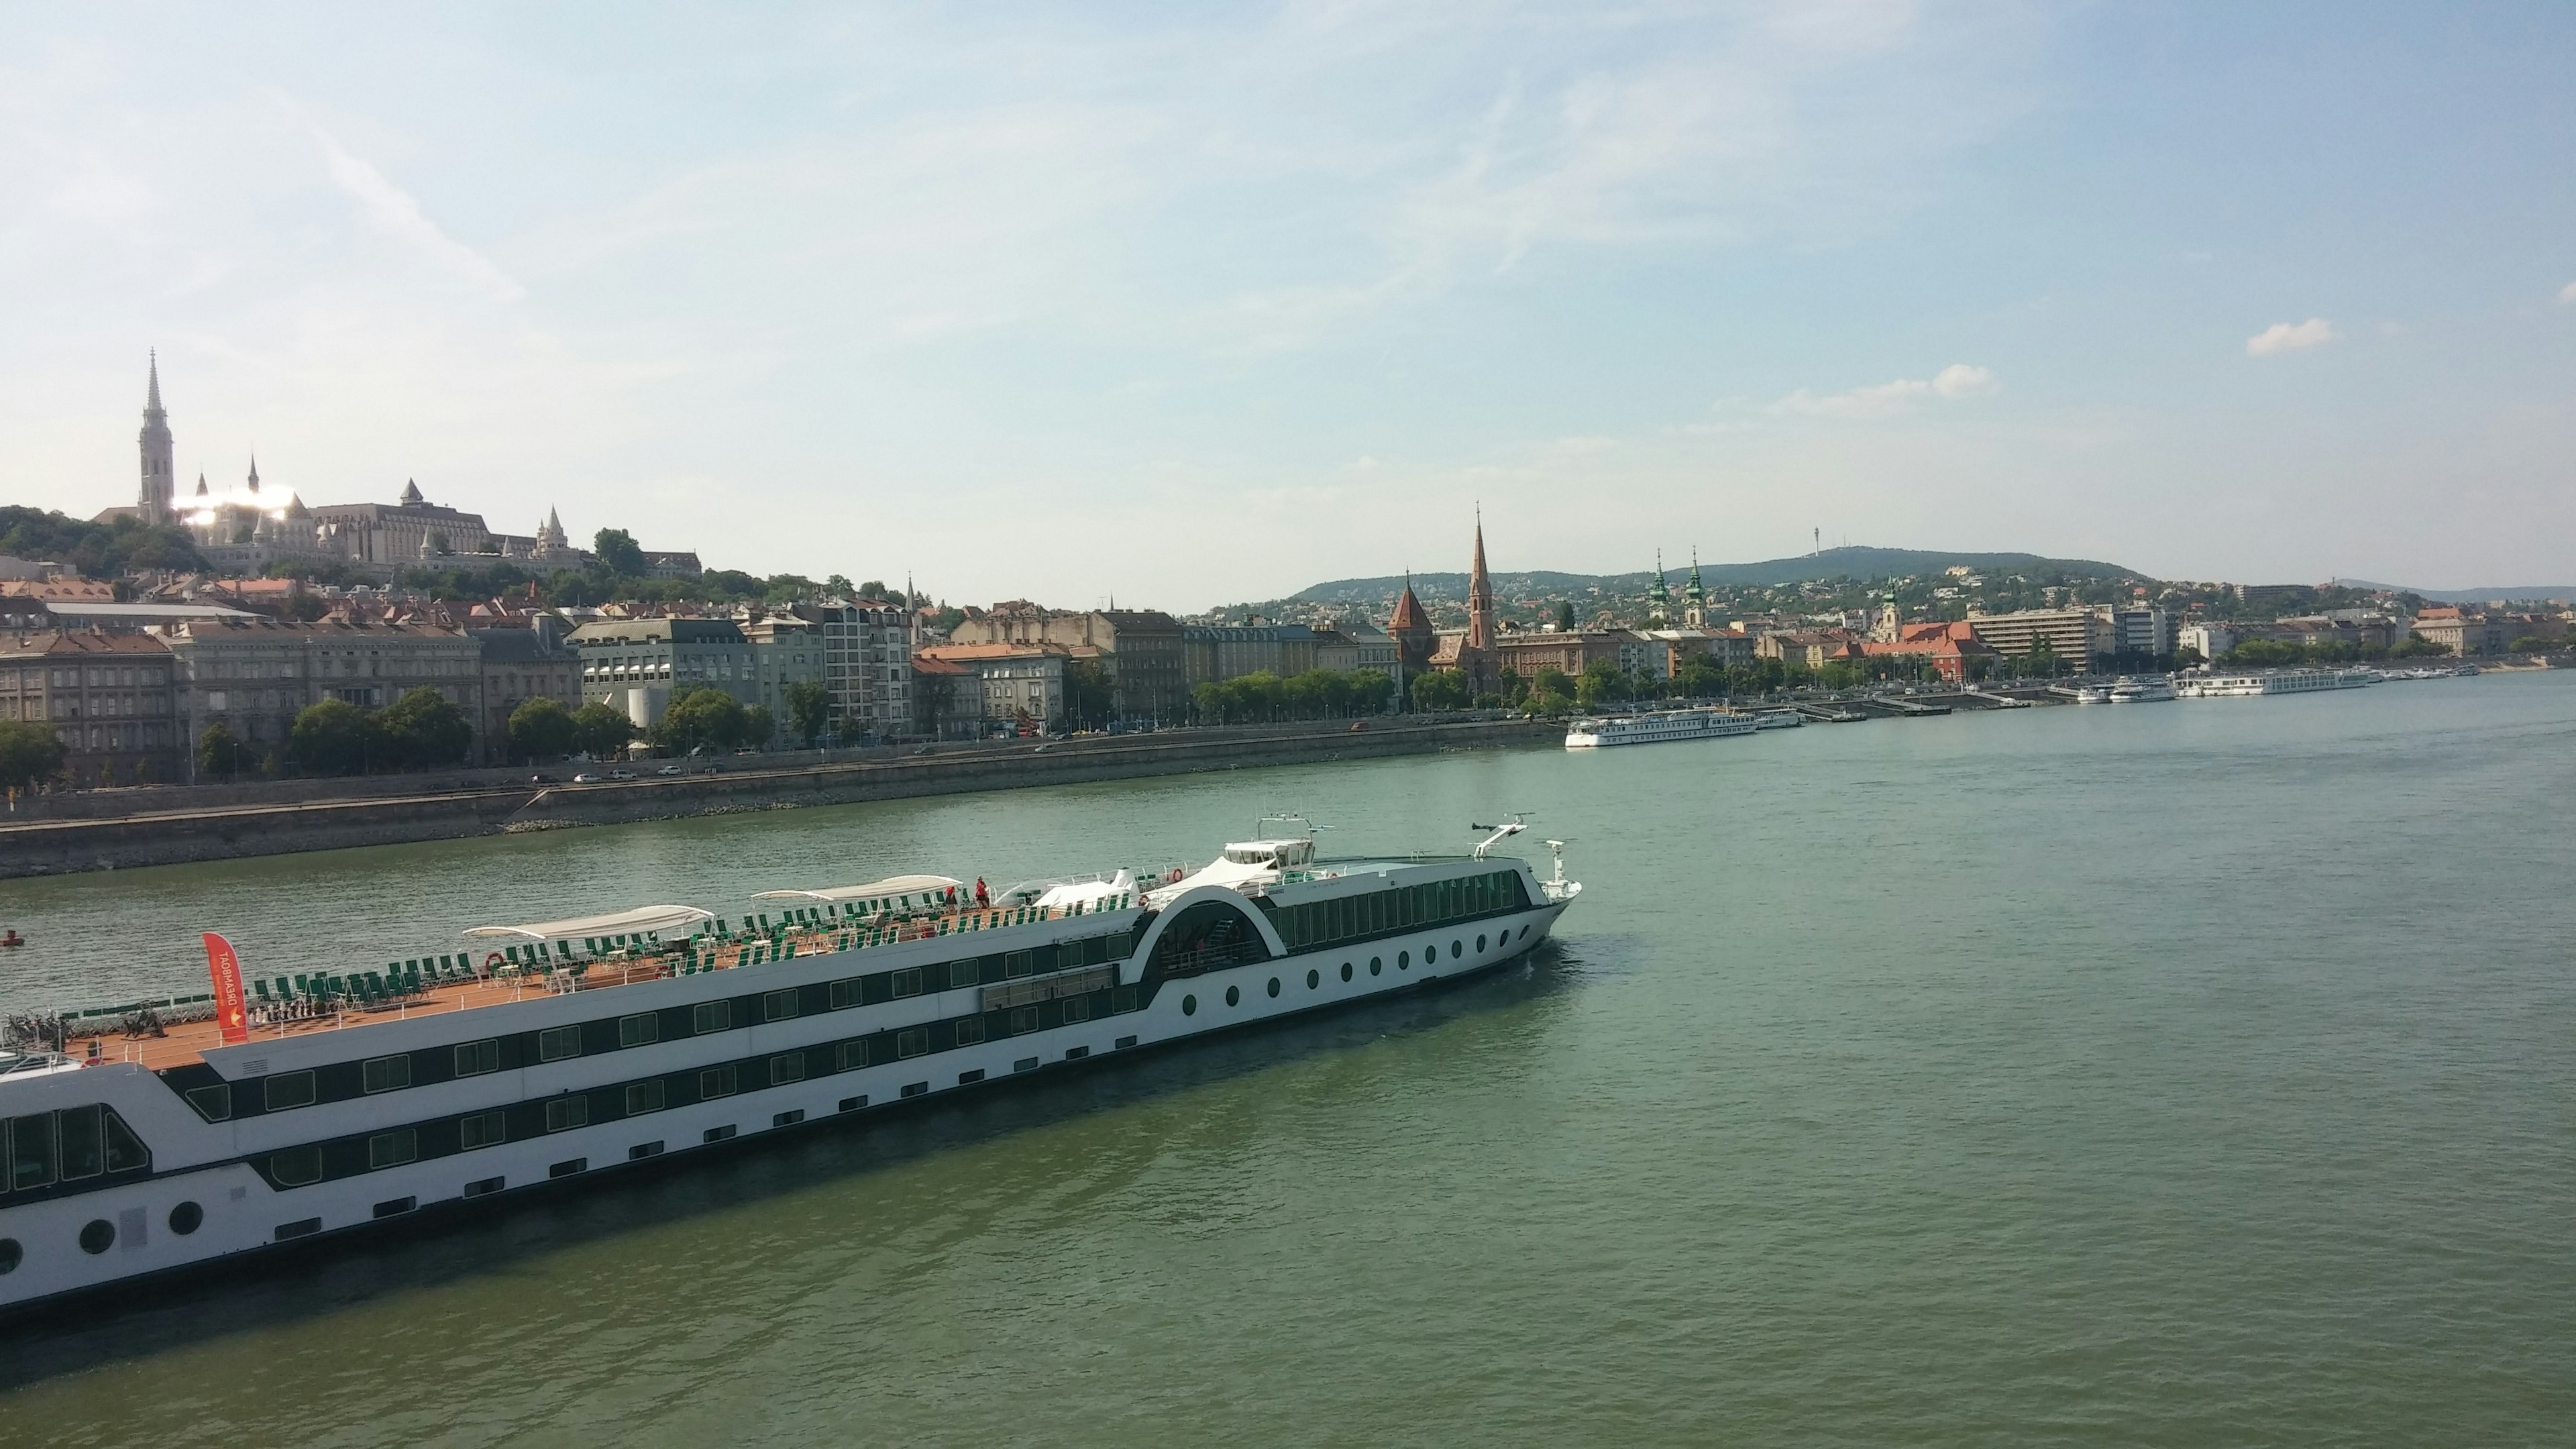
[67, 896, 1137, 1073]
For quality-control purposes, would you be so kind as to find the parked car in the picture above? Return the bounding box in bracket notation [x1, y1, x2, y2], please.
[572, 771, 603, 783]
[657, 764, 685, 776]
[607, 769, 637, 781]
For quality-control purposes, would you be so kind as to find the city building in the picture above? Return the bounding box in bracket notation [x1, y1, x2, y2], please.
[2177, 622, 2237, 661]
[1182, 623, 1321, 688]
[0, 632, 184, 786]
[568, 616, 755, 732]
[2233, 583, 2317, 607]
[908, 655, 985, 739]
[2406, 607, 2508, 656]
[948, 604, 1186, 721]
[1860, 621, 1996, 682]
[2103, 606, 2174, 659]
[19, 599, 258, 635]
[915, 643, 1067, 730]
[470, 619, 582, 763]
[1962, 608, 2110, 665]
[165, 618, 484, 774]
[1493, 630, 1633, 681]
[1757, 629, 1866, 672]
[792, 600, 914, 743]
[1309, 618, 1404, 698]
[2275, 613, 2400, 652]
[742, 614, 825, 745]
[1641, 627, 1757, 674]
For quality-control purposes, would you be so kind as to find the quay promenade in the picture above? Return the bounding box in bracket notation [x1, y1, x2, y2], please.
[0, 716, 1561, 879]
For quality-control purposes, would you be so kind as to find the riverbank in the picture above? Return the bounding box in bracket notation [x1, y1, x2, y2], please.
[0, 717, 1560, 878]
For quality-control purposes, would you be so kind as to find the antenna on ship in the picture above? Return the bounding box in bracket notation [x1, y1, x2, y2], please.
[1470, 812, 1532, 859]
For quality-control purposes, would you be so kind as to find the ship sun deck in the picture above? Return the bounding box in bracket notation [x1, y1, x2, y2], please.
[62, 888, 1144, 1074]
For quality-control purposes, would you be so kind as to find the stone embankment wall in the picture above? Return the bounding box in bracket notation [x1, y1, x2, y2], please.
[0, 718, 1559, 879]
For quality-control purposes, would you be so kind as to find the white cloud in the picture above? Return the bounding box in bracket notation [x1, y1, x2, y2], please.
[2559, 280, 2576, 304]
[2245, 317, 2337, 356]
[1770, 363, 1996, 417]
[312, 129, 523, 304]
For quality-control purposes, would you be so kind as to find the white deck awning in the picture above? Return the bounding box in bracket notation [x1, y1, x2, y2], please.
[1144, 856, 1275, 906]
[464, 904, 714, 941]
[753, 874, 962, 906]
[1032, 870, 1136, 912]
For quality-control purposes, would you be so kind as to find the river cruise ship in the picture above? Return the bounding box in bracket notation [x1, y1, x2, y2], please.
[1565, 709, 1758, 749]
[0, 821, 1578, 1310]
[2178, 669, 2378, 698]
[2108, 676, 2178, 703]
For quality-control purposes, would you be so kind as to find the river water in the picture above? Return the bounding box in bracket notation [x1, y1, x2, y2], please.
[3, 674, 2573, 1446]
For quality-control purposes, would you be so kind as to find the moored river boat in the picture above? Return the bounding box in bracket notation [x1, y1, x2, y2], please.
[0, 818, 1578, 1310]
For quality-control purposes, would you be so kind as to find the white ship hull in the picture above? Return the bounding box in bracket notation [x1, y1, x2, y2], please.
[1566, 710, 1759, 749]
[0, 844, 1574, 1311]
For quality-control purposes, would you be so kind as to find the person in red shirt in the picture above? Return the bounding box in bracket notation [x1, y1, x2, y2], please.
[974, 877, 990, 908]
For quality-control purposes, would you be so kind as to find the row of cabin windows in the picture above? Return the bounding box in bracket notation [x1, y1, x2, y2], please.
[257, 984, 1142, 1191]
[4, 1105, 152, 1194]
[178, 930, 1137, 1124]
[1271, 871, 1528, 954]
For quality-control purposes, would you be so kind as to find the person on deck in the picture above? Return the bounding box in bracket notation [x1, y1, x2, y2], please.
[974, 878, 990, 908]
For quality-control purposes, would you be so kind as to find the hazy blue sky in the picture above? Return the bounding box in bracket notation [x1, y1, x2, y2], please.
[3, 3, 2571, 606]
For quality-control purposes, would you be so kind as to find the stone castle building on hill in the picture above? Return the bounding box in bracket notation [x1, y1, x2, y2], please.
[96, 357, 694, 582]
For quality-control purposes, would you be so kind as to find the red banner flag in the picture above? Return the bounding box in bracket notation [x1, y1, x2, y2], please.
[203, 932, 250, 1046]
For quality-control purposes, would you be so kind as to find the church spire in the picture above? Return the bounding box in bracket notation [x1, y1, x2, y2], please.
[1648, 550, 1670, 626]
[1464, 508, 1495, 652]
[1684, 547, 1707, 627]
[138, 352, 174, 525]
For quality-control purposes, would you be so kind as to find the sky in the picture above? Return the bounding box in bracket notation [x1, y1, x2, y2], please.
[1, 1, 2571, 608]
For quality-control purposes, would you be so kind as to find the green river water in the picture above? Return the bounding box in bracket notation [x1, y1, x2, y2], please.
[1, 674, 2572, 1446]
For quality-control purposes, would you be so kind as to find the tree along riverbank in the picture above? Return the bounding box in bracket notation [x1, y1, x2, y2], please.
[0, 717, 1560, 879]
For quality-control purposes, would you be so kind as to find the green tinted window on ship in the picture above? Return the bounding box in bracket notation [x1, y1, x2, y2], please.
[264, 1071, 317, 1112]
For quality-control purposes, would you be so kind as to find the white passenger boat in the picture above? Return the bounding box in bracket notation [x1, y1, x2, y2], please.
[2108, 676, 2178, 703]
[2177, 668, 2376, 698]
[1753, 710, 1805, 729]
[0, 820, 1577, 1309]
[2072, 684, 2112, 704]
[1565, 708, 1759, 749]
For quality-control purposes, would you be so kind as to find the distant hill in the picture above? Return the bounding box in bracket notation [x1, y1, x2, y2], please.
[1289, 546, 2143, 608]
[2334, 578, 2576, 604]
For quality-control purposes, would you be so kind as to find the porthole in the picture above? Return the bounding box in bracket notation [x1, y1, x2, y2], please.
[1267, 977, 1281, 998]
[1226, 985, 1241, 1007]
[1371, 957, 1383, 975]
[1182, 994, 1197, 1016]
[0, 1238, 20, 1274]
[1452, 939, 1463, 958]
[1340, 963, 1352, 982]
[169, 1201, 205, 1236]
[1397, 951, 1408, 971]
[1519, 925, 1529, 941]
[79, 1219, 115, 1255]
[1477, 934, 1487, 953]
